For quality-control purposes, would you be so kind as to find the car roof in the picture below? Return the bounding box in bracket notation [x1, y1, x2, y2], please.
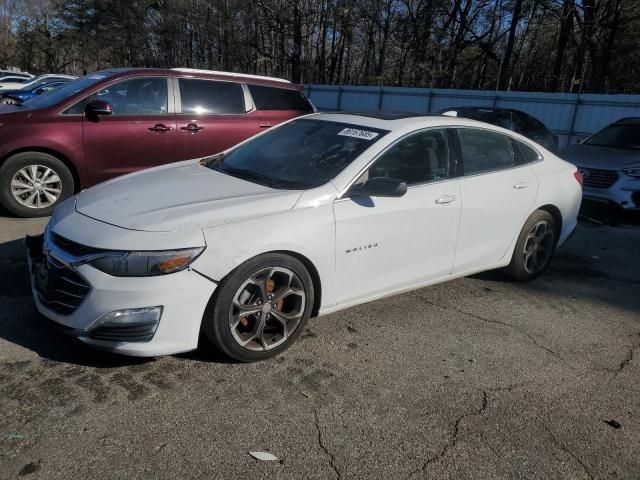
[94, 67, 300, 90]
[440, 106, 525, 115]
[613, 117, 640, 125]
[308, 112, 508, 131]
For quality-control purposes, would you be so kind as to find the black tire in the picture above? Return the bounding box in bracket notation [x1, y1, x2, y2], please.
[0, 152, 75, 217]
[202, 253, 315, 362]
[504, 210, 557, 282]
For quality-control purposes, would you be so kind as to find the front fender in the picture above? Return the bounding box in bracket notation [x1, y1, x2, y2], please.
[194, 204, 337, 311]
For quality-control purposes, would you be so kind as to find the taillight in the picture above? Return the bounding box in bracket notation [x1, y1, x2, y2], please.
[574, 170, 583, 186]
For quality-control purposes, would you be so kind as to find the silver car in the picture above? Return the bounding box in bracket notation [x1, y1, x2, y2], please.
[560, 118, 640, 211]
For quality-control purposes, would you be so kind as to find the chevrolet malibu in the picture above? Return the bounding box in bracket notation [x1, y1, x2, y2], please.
[27, 112, 582, 362]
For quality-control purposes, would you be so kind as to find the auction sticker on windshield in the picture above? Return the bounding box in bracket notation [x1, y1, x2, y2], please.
[338, 128, 380, 140]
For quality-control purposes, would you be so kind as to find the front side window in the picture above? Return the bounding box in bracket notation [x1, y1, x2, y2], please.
[585, 124, 640, 149]
[364, 129, 449, 186]
[458, 128, 514, 175]
[95, 77, 168, 115]
[179, 79, 245, 114]
[248, 84, 313, 111]
[205, 119, 388, 190]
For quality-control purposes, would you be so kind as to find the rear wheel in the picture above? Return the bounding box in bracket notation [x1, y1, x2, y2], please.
[0, 152, 74, 217]
[504, 210, 557, 281]
[202, 253, 314, 362]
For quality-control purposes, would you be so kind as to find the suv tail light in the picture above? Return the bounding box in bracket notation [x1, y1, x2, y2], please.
[574, 170, 583, 186]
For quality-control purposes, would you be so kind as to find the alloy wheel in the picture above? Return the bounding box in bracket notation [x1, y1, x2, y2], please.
[229, 266, 306, 351]
[11, 164, 63, 209]
[522, 220, 555, 274]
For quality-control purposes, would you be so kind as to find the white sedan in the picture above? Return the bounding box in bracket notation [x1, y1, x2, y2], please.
[27, 113, 582, 362]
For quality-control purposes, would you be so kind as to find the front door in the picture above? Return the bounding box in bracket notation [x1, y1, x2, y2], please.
[83, 76, 176, 184]
[175, 77, 261, 159]
[334, 128, 461, 305]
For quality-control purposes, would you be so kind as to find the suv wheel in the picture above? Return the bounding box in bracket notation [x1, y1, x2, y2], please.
[0, 152, 74, 217]
[203, 253, 314, 362]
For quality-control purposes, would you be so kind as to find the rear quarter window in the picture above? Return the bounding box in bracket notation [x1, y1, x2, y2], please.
[514, 140, 541, 165]
[248, 84, 313, 111]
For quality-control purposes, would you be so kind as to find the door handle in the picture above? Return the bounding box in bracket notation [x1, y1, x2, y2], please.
[435, 194, 457, 205]
[148, 124, 172, 133]
[180, 123, 204, 133]
[259, 124, 272, 129]
[513, 182, 530, 189]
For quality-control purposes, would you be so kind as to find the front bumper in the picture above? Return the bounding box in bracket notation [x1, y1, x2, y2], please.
[580, 171, 640, 210]
[26, 233, 217, 357]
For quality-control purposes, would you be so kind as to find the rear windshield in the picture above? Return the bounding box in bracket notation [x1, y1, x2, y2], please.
[20, 73, 116, 110]
[585, 124, 640, 149]
[206, 118, 388, 190]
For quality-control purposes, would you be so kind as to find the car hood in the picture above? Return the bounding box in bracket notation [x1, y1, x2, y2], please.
[559, 143, 640, 169]
[75, 160, 303, 232]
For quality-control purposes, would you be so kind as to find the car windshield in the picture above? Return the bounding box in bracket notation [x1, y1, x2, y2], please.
[205, 118, 388, 190]
[20, 73, 114, 110]
[585, 124, 640, 149]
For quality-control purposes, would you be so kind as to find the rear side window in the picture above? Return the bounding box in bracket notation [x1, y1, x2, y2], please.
[457, 128, 514, 175]
[514, 140, 541, 165]
[248, 84, 313, 111]
[179, 79, 245, 114]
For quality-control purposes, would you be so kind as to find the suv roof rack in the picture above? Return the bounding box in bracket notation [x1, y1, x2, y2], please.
[171, 68, 291, 84]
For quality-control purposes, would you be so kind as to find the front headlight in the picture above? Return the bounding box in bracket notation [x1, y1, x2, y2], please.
[623, 167, 640, 178]
[89, 247, 205, 277]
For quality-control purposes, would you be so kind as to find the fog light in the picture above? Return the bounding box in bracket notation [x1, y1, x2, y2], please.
[88, 306, 163, 343]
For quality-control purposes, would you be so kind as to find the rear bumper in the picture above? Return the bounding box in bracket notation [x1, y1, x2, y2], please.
[26, 233, 216, 357]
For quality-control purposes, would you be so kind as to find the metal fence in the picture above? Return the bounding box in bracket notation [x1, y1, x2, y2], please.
[304, 84, 640, 149]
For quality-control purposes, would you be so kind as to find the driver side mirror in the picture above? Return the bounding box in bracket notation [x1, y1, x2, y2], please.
[85, 99, 112, 117]
[34, 88, 45, 95]
[349, 177, 407, 198]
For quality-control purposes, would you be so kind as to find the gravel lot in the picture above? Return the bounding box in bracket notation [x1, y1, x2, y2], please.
[1, 208, 639, 480]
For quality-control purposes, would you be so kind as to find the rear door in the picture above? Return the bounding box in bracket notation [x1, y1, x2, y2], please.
[82, 76, 177, 184]
[452, 128, 538, 273]
[246, 84, 314, 129]
[175, 77, 261, 159]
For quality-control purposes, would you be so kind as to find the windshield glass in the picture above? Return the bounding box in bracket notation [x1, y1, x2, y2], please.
[21, 73, 114, 110]
[206, 118, 388, 190]
[585, 125, 640, 149]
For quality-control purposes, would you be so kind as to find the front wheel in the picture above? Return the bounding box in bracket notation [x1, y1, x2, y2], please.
[0, 152, 75, 217]
[504, 210, 557, 281]
[202, 253, 314, 362]
[0, 97, 18, 105]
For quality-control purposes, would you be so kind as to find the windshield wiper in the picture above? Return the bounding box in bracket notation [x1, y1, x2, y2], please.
[219, 167, 282, 187]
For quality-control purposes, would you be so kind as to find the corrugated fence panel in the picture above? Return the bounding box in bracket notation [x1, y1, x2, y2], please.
[305, 85, 640, 149]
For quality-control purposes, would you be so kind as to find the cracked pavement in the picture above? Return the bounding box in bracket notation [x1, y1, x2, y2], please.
[0, 213, 639, 479]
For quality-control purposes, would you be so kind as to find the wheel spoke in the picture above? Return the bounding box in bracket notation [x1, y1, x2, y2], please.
[11, 179, 32, 191]
[43, 173, 60, 185]
[29, 165, 39, 183]
[42, 190, 58, 204]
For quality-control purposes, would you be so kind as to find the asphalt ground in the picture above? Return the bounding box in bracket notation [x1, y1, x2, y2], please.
[0, 206, 639, 479]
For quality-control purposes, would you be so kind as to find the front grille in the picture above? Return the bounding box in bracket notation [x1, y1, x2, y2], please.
[580, 167, 619, 189]
[89, 323, 157, 342]
[35, 255, 91, 316]
[52, 233, 104, 257]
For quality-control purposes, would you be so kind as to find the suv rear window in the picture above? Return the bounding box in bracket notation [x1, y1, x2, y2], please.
[179, 79, 245, 114]
[248, 84, 313, 111]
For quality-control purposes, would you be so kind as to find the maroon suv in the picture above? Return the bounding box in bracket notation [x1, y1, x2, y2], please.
[0, 68, 314, 217]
